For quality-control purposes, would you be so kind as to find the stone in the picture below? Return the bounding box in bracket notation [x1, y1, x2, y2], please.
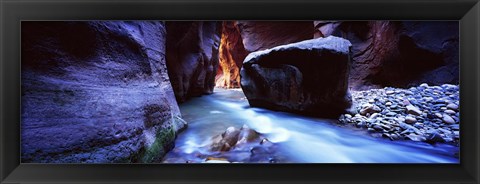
[406, 105, 422, 116]
[406, 134, 426, 142]
[444, 109, 456, 114]
[236, 125, 260, 145]
[442, 115, 456, 124]
[420, 83, 429, 88]
[405, 116, 417, 124]
[385, 112, 397, 117]
[240, 36, 352, 118]
[21, 21, 184, 163]
[360, 104, 381, 116]
[373, 124, 383, 131]
[370, 113, 380, 119]
[385, 102, 392, 106]
[205, 159, 230, 163]
[435, 113, 443, 119]
[222, 127, 241, 147]
[426, 133, 446, 144]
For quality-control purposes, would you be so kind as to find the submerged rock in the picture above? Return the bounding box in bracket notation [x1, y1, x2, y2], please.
[240, 36, 352, 118]
[209, 125, 261, 152]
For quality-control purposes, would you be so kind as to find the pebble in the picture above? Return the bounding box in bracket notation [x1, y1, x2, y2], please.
[426, 133, 445, 144]
[444, 109, 456, 114]
[359, 104, 381, 115]
[446, 103, 458, 110]
[369, 113, 380, 119]
[405, 116, 417, 124]
[386, 112, 397, 117]
[443, 115, 456, 124]
[337, 83, 459, 146]
[406, 105, 422, 116]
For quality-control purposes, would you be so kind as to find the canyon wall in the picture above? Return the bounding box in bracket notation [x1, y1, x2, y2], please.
[216, 21, 249, 88]
[314, 21, 459, 90]
[216, 21, 314, 88]
[21, 21, 185, 163]
[166, 21, 222, 102]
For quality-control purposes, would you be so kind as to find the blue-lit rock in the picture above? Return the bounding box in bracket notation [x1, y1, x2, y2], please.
[21, 21, 186, 163]
[339, 83, 459, 145]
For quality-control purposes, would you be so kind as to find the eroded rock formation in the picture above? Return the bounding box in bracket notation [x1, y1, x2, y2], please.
[314, 21, 459, 90]
[21, 21, 186, 163]
[216, 21, 249, 88]
[236, 21, 314, 52]
[166, 21, 222, 102]
[216, 21, 314, 88]
[240, 36, 353, 118]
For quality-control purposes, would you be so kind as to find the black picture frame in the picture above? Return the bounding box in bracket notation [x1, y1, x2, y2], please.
[1, 0, 479, 183]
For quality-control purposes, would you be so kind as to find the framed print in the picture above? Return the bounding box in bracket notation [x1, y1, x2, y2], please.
[1, 0, 479, 183]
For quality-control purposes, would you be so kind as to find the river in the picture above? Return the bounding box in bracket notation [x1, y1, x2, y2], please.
[162, 88, 459, 163]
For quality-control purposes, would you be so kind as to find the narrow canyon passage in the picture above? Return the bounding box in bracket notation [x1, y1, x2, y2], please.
[163, 88, 458, 163]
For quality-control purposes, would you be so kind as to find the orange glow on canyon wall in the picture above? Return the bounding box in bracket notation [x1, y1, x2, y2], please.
[215, 21, 248, 88]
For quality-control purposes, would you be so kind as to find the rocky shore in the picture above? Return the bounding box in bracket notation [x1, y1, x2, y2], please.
[338, 83, 459, 146]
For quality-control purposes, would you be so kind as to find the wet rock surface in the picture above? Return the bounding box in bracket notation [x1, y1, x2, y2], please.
[166, 21, 222, 102]
[338, 83, 459, 146]
[162, 125, 279, 163]
[21, 21, 186, 163]
[241, 36, 352, 118]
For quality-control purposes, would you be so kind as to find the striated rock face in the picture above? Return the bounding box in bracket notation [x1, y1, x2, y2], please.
[216, 21, 249, 88]
[236, 21, 314, 52]
[240, 36, 352, 118]
[21, 21, 186, 163]
[314, 21, 459, 90]
[216, 21, 314, 88]
[166, 21, 222, 102]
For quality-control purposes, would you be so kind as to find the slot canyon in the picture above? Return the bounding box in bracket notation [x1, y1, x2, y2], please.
[21, 21, 459, 163]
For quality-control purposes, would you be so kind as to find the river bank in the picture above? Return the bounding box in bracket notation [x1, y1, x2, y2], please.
[162, 87, 459, 163]
[338, 83, 459, 147]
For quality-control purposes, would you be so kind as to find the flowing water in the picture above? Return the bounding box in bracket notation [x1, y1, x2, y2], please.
[163, 88, 459, 163]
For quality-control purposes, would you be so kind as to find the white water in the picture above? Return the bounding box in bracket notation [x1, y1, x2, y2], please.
[164, 88, 459, 163]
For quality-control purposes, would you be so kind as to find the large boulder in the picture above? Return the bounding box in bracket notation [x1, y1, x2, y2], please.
[21, 21, 186, 163]
[166, 21, 222, 102]
[314, 21, 459, 90]
[240, 36, 352, 118]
